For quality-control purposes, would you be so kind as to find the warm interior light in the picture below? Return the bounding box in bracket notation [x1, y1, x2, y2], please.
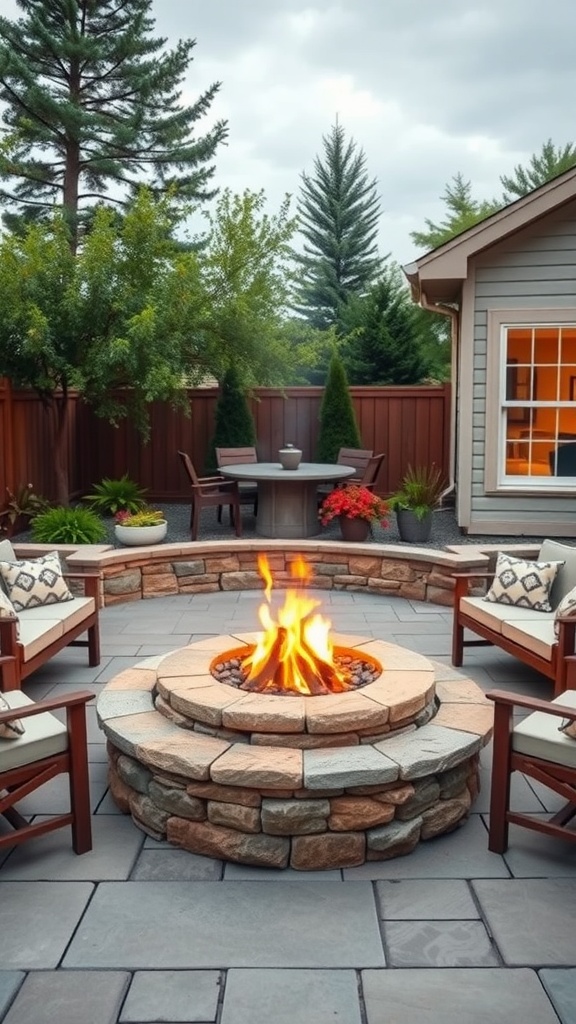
[240, 553, 352, 695]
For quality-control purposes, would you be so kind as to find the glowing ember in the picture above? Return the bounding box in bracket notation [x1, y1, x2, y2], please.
[240, 554, 353, 695]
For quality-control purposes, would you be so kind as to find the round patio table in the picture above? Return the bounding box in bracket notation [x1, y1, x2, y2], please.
[219, 462, 356, 539]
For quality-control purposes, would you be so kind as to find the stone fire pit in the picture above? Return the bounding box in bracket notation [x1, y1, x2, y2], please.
[97, 633, 493, 870]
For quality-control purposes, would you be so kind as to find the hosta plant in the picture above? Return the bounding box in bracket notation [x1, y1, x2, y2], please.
[31, 506, 107, 544]
[114, 508, 165, 527]
[319, 485, 389, 527]
[83, 474, 147, 515]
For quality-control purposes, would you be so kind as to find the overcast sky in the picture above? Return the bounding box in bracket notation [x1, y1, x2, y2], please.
[1, 0, 575, 264]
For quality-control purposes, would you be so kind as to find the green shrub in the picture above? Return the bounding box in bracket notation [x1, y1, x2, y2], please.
[206, 364, 257, 472]
[83, 473, 147, 515]
[316, 352, 362, 462]
[31, 506, 107, 544]
[388, 464, 447, 520]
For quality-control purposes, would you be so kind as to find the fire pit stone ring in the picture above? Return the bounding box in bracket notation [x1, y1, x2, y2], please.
[97, 634, 493, 871]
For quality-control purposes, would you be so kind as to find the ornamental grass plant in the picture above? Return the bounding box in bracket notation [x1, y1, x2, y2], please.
[319, 485, 389, 527]
[114, 508, 165, 527]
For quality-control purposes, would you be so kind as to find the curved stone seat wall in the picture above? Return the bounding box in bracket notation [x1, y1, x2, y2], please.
[55, 538, 511, 608]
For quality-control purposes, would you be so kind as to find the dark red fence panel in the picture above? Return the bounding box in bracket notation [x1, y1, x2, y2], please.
[0, 381, 451, 504]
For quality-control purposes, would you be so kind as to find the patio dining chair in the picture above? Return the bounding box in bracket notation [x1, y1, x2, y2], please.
[317, 447, 376, 503]
[215, 447, 258, 519]
[177, 451, 242, 541]
[486, 686, 576, 852]
[0, 658, 93, 854]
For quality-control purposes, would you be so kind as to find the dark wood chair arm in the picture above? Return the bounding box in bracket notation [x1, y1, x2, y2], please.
[452, 571, 493, 600]
[63, 572, 100, 598]
[486, 688, 576, 720]
[0, 687, 94, 723]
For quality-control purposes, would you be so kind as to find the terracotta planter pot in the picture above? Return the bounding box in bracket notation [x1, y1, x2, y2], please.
[338, 516, 371, 542]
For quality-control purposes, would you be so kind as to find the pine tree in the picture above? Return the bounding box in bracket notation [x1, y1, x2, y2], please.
[295, 122, 381, 330]
[340, 265, 436, 385]
[500, 139, 576, 203]
[207, 364, 257, 472]
[0, 0, 227, 246]
[411, 174, 500, 251]
[316, 352, 362, 462]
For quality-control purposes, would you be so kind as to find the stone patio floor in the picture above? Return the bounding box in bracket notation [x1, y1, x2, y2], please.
[1, 588, 575, 1024]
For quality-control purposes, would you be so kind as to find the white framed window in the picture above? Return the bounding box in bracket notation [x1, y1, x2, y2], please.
[498, 320, 576, 486]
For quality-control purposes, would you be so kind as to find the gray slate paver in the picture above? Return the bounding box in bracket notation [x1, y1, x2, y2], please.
[376, 880, 479, 919]
[362, 968, 561, 1024]
[539, 969, 576, 1024]
[473, 879, 576, 965]
[130, 850, 223, 881]
[0, 883, 94, 969]
[120, 971, 220, 1023]
[0, 975, 24, 1019]
[221, 969, 362, 1024]
[2, 971, 130, 1024]
[343, 815, 510, 879]
[63, 881, 385, 968]
[383, 920, 500, 967]
[0, 816, 142, 881]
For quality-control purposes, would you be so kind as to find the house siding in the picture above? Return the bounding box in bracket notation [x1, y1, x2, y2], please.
[464, 203, 576, 536]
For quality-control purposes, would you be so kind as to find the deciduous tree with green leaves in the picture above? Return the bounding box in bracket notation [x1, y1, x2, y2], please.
[295, 122, 382, 330]
[0, 0, 227, 248]
[195, 188, 298, 386]
[0, 189, 205, 504]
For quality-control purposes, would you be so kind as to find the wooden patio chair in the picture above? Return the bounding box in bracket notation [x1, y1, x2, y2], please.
[177, 451, 242, 541]
[317, 447, 375, 502]
[486, 686, 576, 852]
[358, 453, 385, 491]
[0, 658, 93, 854]
[215, 447, 258, 519]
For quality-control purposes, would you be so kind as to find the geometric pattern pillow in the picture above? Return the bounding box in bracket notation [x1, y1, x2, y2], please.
[553, 584, 576, 637]
[0, 551, 73, 612]
[0, 586, 17, 619]
[484, 552, 563, 612]
[0, 693, 25, 740]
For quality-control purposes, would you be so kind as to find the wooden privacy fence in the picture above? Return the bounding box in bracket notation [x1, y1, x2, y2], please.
[0, 380, 451, 503]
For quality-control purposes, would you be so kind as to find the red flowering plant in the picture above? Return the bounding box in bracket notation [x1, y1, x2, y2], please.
[319, 485, 389, 527]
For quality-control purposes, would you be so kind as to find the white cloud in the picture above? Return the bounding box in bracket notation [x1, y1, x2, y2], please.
[1, 0, 575, 263]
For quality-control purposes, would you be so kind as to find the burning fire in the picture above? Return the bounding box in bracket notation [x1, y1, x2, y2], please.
[240, 554, 353, 695]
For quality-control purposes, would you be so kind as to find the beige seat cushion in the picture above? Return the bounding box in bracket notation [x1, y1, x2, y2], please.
[0, 690, 68, 772]
[460, 596, 551, 635]
[501, 618, 556, 661]
[513, 688, 576, 769]
[18, 597, 95, 662]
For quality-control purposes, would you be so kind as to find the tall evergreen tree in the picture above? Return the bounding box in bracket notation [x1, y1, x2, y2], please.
[316, 352, 362, 462]
[340, 265, 439, 385]
[295, 121, 381, 330]
[500, 139, 576, 203]
[207, 364, 257, 473]
[411, 174, 499, 251]
[0, 0, 227, 246]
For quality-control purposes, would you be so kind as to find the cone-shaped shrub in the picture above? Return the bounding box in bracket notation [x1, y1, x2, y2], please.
[207, 365, 257, 471]
[316, 352, 362, 462]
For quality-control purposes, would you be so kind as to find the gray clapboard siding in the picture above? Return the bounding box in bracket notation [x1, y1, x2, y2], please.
[465, 211, 576, 533]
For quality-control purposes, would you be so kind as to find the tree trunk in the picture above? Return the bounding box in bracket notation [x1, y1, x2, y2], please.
[53, 396, 70, 506]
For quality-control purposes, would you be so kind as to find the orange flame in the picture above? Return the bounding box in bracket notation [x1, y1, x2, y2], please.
[240, 554, 350, 695]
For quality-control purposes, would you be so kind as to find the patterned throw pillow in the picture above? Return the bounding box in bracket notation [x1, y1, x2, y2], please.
[0, 693, 24, 740]
[553, 584, 576, 637]
[0, 551, 73, 613]
[0, 587, 17, 619]
[484, 553, 563, 612]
